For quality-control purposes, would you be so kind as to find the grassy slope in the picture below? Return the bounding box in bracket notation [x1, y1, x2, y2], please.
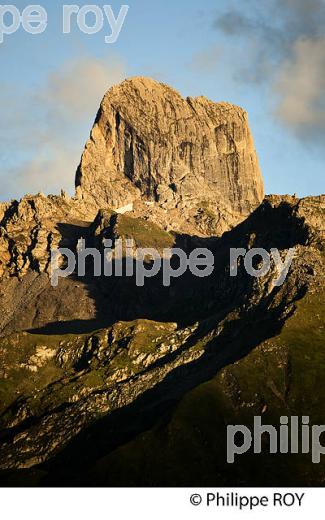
[86, 290, 325, 486]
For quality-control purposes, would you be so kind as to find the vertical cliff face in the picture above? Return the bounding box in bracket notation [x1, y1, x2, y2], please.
[75, 77, 264, 234]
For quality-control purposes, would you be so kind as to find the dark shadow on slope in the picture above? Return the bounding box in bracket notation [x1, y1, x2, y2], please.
[0, 200, 312, 485]
[28, 201, 309, 336]
[35, 282, 307, 486]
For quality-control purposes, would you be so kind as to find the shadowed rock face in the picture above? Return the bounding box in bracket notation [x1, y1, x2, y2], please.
[0, 194, 323, 482]
[0, 77, 324, 487]
[75, 77, 264, 234]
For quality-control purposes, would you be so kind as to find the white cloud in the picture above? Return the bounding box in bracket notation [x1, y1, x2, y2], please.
[44, 57, 125, 119]
[0, 56, 126, 201]
[274, 38, 325, 136]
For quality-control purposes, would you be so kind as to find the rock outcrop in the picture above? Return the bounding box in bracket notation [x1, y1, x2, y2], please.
[0, 195, 323, 480]
[0, 77, 323, 487]
[76, 77, 264, 235]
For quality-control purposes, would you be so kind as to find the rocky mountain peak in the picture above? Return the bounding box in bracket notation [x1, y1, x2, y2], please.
[75, 76, 264, 235]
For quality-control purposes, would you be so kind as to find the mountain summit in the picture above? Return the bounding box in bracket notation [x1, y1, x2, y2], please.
[76, 77, 264, 235]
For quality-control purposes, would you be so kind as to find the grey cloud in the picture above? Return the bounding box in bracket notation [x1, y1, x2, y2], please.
[213, 0, 325, 143]
[214, 11, 256, 36]
[215, 0, 325, 54]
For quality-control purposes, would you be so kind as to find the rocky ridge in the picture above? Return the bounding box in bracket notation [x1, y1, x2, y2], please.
[0, 78, 323, 486]
[0, 194, 323, 479]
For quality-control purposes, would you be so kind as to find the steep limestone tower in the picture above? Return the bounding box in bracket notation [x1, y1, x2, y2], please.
[76, 77, 264, 234]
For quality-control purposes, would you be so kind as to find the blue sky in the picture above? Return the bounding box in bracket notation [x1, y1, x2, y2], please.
[1, 0, 324, 201]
